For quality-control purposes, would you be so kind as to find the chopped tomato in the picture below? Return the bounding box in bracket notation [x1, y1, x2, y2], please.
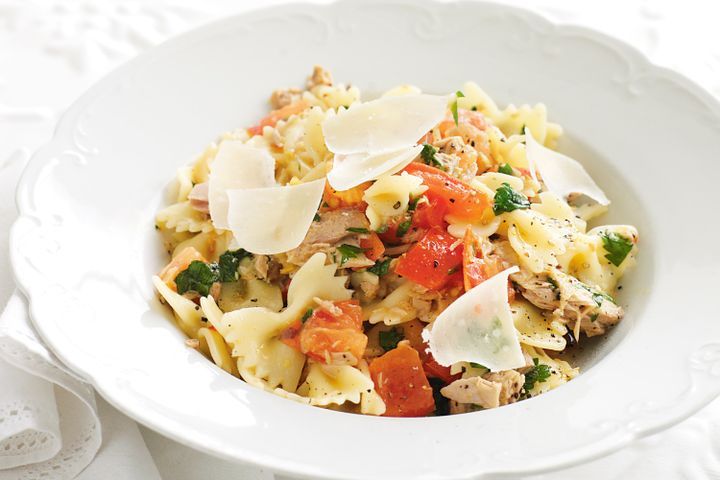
[360, 232, 385, 261]
[299, 300, 368, 364]
[279, 319, 302, 351]
[247, 100, 310, 136]
[462, 227, 490, 292]
[394, 227, 463, 291]
[412, 196, 447, 230]
[322, 181, 370, 210]
[159, 247, 206, 291]
[369, 343, 435, 417]
[404, 162, 492, 223]
[422, 351, 460, 385]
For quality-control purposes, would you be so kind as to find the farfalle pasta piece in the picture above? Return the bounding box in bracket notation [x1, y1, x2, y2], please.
[511, 299, 567, 351]
[152, 276, 204, 337]
[200, 253, 352, 392]
[296, 363, 375, 407]
[156, 201, 213, 234]
[363, 172, 427, 230]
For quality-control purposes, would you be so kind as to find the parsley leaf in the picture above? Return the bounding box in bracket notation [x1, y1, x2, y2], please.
[175, 260, 220, 296]
[493, 182, 530, 215]
[218, 248, 252, 282]
[379, 327, 404, 351]
[396, 218, 412, 237]
[408, 196, 422, 212]
[420, 143, 444, 170]
[337, 244, 364, 265]
[523, 358, 551, 392]
[498, 163, 514, 176]
[451, 91, 464, 125]
[301, 308, 313, 323]
[468, 362, 487, 370]
[346, 227, 369, 234]
[367, 258, 391, 276]
[313, 213, 321, 222]
[601, 232, 633, 267]
[375, 224, 389, 234]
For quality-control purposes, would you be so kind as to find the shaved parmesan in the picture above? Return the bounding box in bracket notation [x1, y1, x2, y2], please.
[225, 178, 325, 255]
[422, 267, 525, 372]
[208, 142, 276, 229]
[322, 94, 446, 155]
[327, 145, 422, 192]
[525, 127, 609, 206]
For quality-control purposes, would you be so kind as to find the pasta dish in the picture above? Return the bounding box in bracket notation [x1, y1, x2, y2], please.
[152, 66, 638, 416]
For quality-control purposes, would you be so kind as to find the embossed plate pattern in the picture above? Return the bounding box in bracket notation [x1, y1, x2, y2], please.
[9, 1, 720, 478]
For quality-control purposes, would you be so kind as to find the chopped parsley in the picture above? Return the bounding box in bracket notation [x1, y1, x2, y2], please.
[336, 244, 364, 265]
[600, 232, 633, 267]
[523, 358, 551, 392]
[493, 182, 530, 215]
[420, 143, 444, 170]
[396, 218, 412, 237]
[175, 260, 220, 296]
[468, 362, 487, 370]
[346, 227, 369, 234]
[547, 276, 559, 291]
[375, 224, 389, 234]
[301, 308, 313, 323]
[589, 312, 599, 322]
[367, 258, 392, 276]
[408, 196, 422, 212]
[498, 163, 514, 176]
[313, 213, 321, 222]
[451, 90, 464, 125]
[378, 327, 404, 351]
[218, 248, 252, 282]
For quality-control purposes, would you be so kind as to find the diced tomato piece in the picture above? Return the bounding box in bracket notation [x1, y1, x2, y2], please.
[369, 343, 435, 417]
[422, 351, 460, 385]
[360, 232, 385, 261]
[462, 227, 491, 292]
[247, 100, 310, 136]
[279, 319, 302, 351]
[404, 163, 492, 223]
[299, 300, 368, 364]
[394, 227, 463, 291]
[159, 247, 206, 291]
[412, 196, 447, 230]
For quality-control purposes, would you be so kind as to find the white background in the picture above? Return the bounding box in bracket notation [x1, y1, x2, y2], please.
[2, 1, 720, 478]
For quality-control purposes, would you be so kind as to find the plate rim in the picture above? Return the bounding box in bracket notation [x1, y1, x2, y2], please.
[10, 0, 720, 478]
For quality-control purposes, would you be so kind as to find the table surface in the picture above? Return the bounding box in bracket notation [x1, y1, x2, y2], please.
[2, 1, 720, 478]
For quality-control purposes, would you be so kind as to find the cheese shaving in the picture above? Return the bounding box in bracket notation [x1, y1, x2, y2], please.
[225, 178, 325, 254]
[208, 142, 276, 229]
[525, 127, 609, 206]
[422, 266, 525, 371]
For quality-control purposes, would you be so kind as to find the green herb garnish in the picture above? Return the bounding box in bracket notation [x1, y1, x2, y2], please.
[408, 196, 422, 212]
[523, 358, 551, 392]
[301, 308, 313, 323]
[218, 248, 252, 282]
[313, 213, 321, 222]
[337, 244, 364, 265]
[379, 327, 404, 351]
[420, 143, 444, 170]
[468, 362, 487, 370]
[175, 260, 220, 296]
[493, 182, 530, 215]
[600, 232, 633, 267]
[451, 91, 465, 126]
[346, 227, 369, 234]
[375, 224, 389, 234]
[498, 163, 514, 176]
[396, 218, 412, 237]
[367, 258, 392, 276]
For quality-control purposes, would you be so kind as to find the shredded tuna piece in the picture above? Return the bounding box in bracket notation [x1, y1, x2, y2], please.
[307, 65, 333, 88]
[188, 182, 209, 213]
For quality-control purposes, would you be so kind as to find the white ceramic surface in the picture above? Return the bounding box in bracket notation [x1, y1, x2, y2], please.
[9, 1, 720, 478]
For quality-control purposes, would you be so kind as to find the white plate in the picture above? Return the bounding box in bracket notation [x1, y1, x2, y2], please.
[10, 1, 720, 478]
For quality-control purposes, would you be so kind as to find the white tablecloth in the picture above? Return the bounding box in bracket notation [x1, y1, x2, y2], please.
[2, 1, 720, 478]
